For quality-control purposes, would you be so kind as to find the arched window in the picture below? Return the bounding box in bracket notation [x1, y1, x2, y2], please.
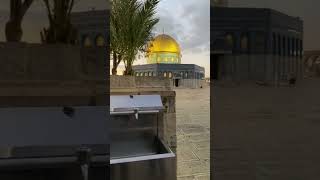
[173, 57, 177, 63]
[140, 72, 143, 76]
[164, 72, 167, 78]
[278, 34, 281, 56]
[148, 72, 152, 76]
[185, 72, 188, 79]
[296, 39, 299, 56]
[83, 35, 92, 47]
[168, 72, 172, 78]
[282, 36, 286, 56]
[144, 72, 148, 76]
[225, 34, 234, 49]
[287, 37, 292, 56]
[95, 35, 105, 47]
[300, 40, 303, 56]
[255, 32, 265, 53]
[272, 33, 277, 55]
[292, 38, 296, 56]
[240, 34, 248, 52]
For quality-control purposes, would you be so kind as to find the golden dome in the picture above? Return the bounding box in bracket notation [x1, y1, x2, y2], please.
[148, 34, 181, 54]
[147, 34, 182, 64]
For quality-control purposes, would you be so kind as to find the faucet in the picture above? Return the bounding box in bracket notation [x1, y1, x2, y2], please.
[134, 109, 139, 120]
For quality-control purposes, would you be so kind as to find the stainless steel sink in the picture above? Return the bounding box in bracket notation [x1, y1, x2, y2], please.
[110, 95, 176, 180]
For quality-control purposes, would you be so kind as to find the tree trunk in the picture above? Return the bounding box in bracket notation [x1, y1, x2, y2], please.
[5, 0, 34, 42]
[112, 53, 118, 75]
[5, 19, 23, 42]
[124, 63, 134, 76]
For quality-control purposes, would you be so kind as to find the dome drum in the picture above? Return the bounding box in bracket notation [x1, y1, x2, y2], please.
[147, 34, 182, 64]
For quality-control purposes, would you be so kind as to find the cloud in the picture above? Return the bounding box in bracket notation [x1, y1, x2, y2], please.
[150, 0, 210, 77]
[154, 0, 210, 54]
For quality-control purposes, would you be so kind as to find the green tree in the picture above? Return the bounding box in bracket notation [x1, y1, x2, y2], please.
[110, 0, 125, 75]
[5, 0, 34, 42]
[111, 0, 159, 75]
[40, 0, 77, 44]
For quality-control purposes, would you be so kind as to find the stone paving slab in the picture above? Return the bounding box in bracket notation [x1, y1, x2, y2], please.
[192, 140, 210, 150]
[178, 175, 210, 180]
[212, 78, 320, 179]
[195, 175, 210, 180]
[177, 160, 210, 177]
[194, 148, 210, 160]
[177, 124, 208, 134]
[176, 88, 210, 179]
[178, 176, 196, 180]
[185, 133, 210, 143]
[177, 145, 199, 162]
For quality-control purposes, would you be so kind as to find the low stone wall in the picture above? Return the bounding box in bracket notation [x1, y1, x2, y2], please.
[0, 42, 107, 106]
[170, 79, 207, 89]
[111, 75, 172, 92]
[110, 75, 177, 152]
[0, 42, 106, 81]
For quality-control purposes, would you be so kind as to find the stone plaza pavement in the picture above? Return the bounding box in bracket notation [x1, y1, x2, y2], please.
[175, 87, 210, 180]
[212, 78, 320, 179]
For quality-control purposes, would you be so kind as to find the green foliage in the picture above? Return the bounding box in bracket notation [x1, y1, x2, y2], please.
[40, 0, 77, 44]
[5, 0, 34, 42]
[111, 0, 159, 75]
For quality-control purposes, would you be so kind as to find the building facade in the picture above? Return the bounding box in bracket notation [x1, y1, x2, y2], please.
[211, 7, 304, 84]
[71, 9, 110, 76]
[71, 10, 109, 49]
[133, 34, 205, 88]
[133, 64, 205, 79]
[211, 0, 228, 7]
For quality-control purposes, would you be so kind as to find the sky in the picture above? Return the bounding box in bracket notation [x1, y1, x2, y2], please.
[0, 0, 210, 77]
[0, 0, 107, 43]
[1, 1, 317, 77]
[229, 0, 320, 51]
[118, 0, 211, 77]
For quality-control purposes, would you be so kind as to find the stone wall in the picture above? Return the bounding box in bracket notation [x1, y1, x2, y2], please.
[170, 79, 207, 89]
[110, 75, 177, 152]
[215, 54, 304, 85]
[0, 42, 108, 106]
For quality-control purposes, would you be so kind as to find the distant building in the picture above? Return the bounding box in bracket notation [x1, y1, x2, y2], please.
[133, 34, 205, 88]
[71, 9, 109, 49]
[211, 0, 228, 7]
[211, 7, 304, 84]
[71, 9, 110, 73]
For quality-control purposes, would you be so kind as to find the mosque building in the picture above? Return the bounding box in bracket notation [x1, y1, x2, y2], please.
[211, 7, 304, 85]
[133, 34, 205, 88]
[70, 9, 205, 88]
[211, 0, 228, 7]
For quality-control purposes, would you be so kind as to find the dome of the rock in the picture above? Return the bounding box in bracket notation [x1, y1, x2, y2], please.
[146, 34, 181, 64]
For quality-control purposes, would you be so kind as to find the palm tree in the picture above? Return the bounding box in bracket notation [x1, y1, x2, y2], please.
[111, 0, 159, 75]
[110, 0, 126, 75]
[40, 0, 77, 44]
[5, 0, 34, 42]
